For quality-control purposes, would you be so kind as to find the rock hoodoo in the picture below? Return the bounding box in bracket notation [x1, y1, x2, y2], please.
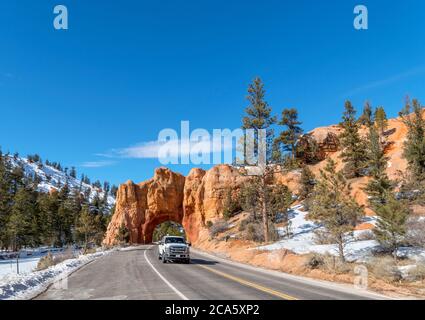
[104, 167, 185, 244]
[104, 165, 247, 245]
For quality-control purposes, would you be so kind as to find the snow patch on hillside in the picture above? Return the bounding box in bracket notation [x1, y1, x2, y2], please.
[256, 205, 425, 263]
[7, 156, 115, 206]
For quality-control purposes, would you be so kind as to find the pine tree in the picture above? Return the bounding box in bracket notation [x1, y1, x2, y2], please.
[364, 126, 393, 208]
[309, 159, 363, 262]
[374, 106, 388, 138]
[37, 192, 59, 246]
[275, 108, 303, 163]
[374, 195, 410, 258]
[266, 184, 292, 237]
[222, 188, 241, 220]
[299, 165, 316, 200]
[0, 151, 13, 248]
[239, 179, 260, 220]
[399, 98, 425, 180]
[69, 167, 77, 179]
[75, 205, 98, 250]
[8, 186, 37, 250]
[339, 101, 368, 178]
[358, 101, 373, 127]
[242, 77, 276, 163]
[110, 185, 119, 198]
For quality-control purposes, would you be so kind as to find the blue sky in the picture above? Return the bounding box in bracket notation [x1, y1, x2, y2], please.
[0, 0, 424, 185]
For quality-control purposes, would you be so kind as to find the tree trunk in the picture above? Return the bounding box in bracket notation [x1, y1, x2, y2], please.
[337, 236, 345, 263]
[261, 176, 269, 243]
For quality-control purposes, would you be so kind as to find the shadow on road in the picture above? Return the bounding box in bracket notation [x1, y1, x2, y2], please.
[117, 246, 153, 253]
[189, 258, 218, 265]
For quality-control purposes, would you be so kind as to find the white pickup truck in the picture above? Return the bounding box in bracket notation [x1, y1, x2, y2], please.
[158, 236, 191, 264]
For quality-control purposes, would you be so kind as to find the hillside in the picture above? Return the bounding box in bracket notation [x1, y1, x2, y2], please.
[5, 154, 115, 208]
[274, 114, 413, 214]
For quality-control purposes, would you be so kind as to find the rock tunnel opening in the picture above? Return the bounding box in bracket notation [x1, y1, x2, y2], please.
[141, 213, 185, 244]
[152, 221, 186, 243]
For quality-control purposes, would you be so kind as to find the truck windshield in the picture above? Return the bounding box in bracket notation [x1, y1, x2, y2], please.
[165, 237, 185, 244]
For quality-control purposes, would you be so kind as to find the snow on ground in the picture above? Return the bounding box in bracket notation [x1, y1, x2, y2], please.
[0, 249, 111, 300]
[256, 205, 425, 263]
[0, 247, 68, 277]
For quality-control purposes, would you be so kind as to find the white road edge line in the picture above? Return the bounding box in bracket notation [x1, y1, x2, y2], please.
[191, 248, 394, 300]
[144, 246, 189, 300]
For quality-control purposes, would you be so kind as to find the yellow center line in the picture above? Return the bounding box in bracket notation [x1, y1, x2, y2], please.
[198, 265, 299, 300]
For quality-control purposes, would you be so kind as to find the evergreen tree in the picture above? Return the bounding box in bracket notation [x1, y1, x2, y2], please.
[310, 159, 363, 262]
[239, 179, 260, 220]
[266, 184, 292, 237]
[110, 185, 119, 198]
[69, 167, 77, 179]
[8, 186, 38, 250]
[37, 193, 56, 246]
[299, 165, 316, 200]
[222, 188, 241, 220]
[75, 205, 99, 250]
[242, 77, 276, 163]
[399, 98, 425, 180]
[364, 126, 393, 208]
[153, 222, 184, 242]
[0, 151, 13, 248]
[374, 106, 388, 138]
[358, 101, 373, 127]
[275, 108, 303, 162]
[374, 195, 410, 258]
[339, 101, 368, 178]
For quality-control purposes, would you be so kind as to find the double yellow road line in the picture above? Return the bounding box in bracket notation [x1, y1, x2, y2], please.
[199, 265, 299, 300]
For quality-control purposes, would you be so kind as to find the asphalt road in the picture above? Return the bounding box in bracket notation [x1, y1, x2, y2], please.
[35, 245, 388, 300]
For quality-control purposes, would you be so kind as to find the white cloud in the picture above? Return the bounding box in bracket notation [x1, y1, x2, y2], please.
[343, 66, 425, 97]
[108, 138, 234, 161]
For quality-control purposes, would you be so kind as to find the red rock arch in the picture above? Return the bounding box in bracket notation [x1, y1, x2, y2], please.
[104, 165, 246, 246]
[141, 214, 184, 244]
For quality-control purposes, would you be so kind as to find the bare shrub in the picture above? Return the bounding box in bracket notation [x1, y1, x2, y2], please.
[314, 230, 336, 245]
[304, 253, 325, 269]
[243, 221, 279, 243]
[322, 255, 352, 274]
[83, 248, 96, 255]
[209, 220, 230, 239]
[406, 217, 425, 248]
[407, 264, 425, 282]
[245, 223, 264, 242]
[238, 215, 256, 232]
[36, 249, 75, 271]
[368, 256, 403, 282]
[355, 230, 375, 241]
[304, 253, 352, 274]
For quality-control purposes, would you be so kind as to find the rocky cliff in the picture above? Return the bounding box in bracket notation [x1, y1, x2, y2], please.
[104, 167, 185, 244]
[104, 165, 247, 245]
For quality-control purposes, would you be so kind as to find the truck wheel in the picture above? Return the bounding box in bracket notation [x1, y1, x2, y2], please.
[185, 259, 190, 264]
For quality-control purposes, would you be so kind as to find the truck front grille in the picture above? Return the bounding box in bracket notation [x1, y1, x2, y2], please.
[170, 246, 186, 254]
